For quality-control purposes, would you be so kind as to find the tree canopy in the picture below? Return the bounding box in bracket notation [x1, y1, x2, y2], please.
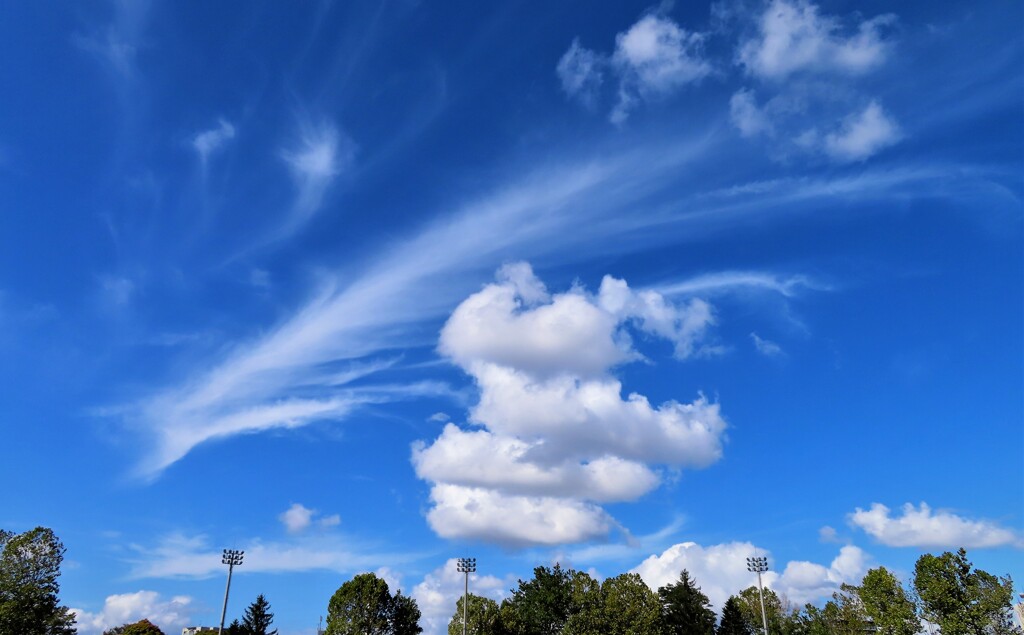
[326, 572, 422, 635]
[914, 548, 1017, 635]
[121, 619, 165, 635]
[858, 567, 920, 635]
[0, 527, 76, 635]
[448, 594, 501, 635]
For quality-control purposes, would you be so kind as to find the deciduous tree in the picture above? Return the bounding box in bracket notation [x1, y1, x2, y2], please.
[448, 594, 501, 635]
[121, 619, 165, 635]
[858, 567, 920, 635]
[914, 548, 1017, 635]
[326, 573, 422, 635]
[0, 527, 76, 635]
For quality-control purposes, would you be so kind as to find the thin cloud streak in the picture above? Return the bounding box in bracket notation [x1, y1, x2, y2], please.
[123, 130, 1004, 479]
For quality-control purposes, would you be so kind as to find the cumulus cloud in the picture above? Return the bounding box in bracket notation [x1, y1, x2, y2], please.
[738, 0, 895, 80]
[631, 541, 869, 610]
[849, 502, 1023, 549]
[278, 502, 342, 533]
[558, 13, 710, 123]
[824, 101, 901, 162]
[192, 118, 236, 166]
[415, 264, 727, 546]
[72, 591, 193, 635]
[412, 559, 509, 635]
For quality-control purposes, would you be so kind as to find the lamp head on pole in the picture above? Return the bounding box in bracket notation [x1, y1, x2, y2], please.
[456, 557, 476, 573]
[745, 556, 768, 573]
[222, 549, 244, 566]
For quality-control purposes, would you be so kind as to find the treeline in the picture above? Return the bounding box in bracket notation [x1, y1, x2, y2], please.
[437, 549, 1020, 635]
[1, 526, 1020, 635]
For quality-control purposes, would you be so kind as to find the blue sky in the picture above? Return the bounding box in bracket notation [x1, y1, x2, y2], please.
[1, 0, 1021, 633]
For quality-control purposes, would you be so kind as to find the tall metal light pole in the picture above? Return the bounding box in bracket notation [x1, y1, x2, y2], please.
[218, 549, 244, 635]
[746, 555, 770, 635]
[456, 557, 476, 635]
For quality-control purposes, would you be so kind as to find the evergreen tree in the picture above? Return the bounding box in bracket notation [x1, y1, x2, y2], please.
[225, 619, 244, 635]
[242, 594, 278, 635]
[718, 597, 752, 635]
[658, 570, 716, 635]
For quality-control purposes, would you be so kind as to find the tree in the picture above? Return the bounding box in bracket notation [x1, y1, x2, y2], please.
[0, 527, 76, 635]
[121, 619, 165, 635]
[448, 594, 501, 635]
[914, 548, 1017, 635]
[500, 564, 575, 635]
[659, 570, 716, 635]
[599, 573, 663, 635]
[225, 619, 244, 635]
[718, 597, 753, 635]
[733, 586, 802, 635]
[241, 594, 278, 635]
[326, 572, 422, 635]
[858, 567, 920, 635]
[102, 627, 127, 635]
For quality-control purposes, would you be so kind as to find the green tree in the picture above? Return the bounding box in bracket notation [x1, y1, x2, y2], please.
[225, 619, 244, 635]
[241, 594, 278, 635]
[102, 627, 127, 635]
[448, 594, 502, 635]
[121, 619, 165, 635]
[718, 596, 752, 635]
[658, 570, 716, 635]
[733, 586, 803, 635]
[914, 548, 1017, 635]
[858, 567, 920, 635]
[0, 527, 76, 635]
[600, 573, 663, 635]
[326, 573, 422, 635]
[500, 564, 574, 635]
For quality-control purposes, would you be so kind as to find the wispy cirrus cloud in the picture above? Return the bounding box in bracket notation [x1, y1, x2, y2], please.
[127, 530, 423, 580]
[192, 118, 236, 169]
[119, 122, 1005, 482]
[849, 502, 1023, 549]
[279, 117, 356, 234]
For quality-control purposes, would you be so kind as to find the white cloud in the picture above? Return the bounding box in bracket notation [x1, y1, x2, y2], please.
[738, 0, 895, 80]
[279, 118, 356, 232]
[557, 39, 605, 107]
[730, 89, 774, 138]
[849, 502, 1023, 549]
[192, 118, 236, 166]
[750, 332, 782, 356]
[611, 14, 711, 123]
[558, 13, 710, 123]
[279, 503, 343, 534]
[127, 531, 420, 579]
[72, 591, 193, 635]
[280, 503, 315, 533]
[412, 559, 509, 635]
[824, 101, 901, 162]
[656, 271, 821, 298]
[631, 542, 869, 610]
[416, 264, 726, 546]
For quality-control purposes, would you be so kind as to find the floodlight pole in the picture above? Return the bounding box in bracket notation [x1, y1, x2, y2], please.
[456, 558, 476, 635]
[747, 555, 770, 635]
[218, 549, 244, 635]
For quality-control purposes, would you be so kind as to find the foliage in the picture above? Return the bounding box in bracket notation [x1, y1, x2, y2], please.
[858, 567, 920, 635]
[326, 572, 422, 635]
[226, 619, 244, 635]
[121, 619, 165, 635]
[562, 572, 663, 635]
[448, 594, 501, 635]
[658, 570, 716, 635]
[914, 548, 1017, 635]
[500, 564, 575, 635]
[717, 596, 752, 635]
[0, 527, 77, 635]
[102, 627, 126, 635]
[241, 594, 278, 635]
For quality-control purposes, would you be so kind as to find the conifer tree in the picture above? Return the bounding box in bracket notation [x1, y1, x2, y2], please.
[659, 570, 716, 635]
